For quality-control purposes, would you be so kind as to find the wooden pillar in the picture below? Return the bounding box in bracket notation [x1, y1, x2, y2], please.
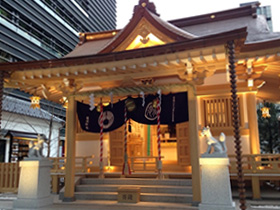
[52, 175, 59, 194]
[188, 86, 201, 203]
[247, 92, 261, 199]
[252, 176, 261, 199]
[63, 96, 77, 202]
[246, 92, 260, 154]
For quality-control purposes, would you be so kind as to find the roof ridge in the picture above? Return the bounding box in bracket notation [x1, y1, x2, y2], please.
[168, 3, 258, 28]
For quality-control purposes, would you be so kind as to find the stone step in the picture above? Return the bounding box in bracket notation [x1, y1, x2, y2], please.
[56, 200, 198, 210]
[75, 192, 117, 201]
[74, 192, 193, 203]
[76, 184, 192, 194]
[141, 193, 193, 203]
[80, 178, 192, 186]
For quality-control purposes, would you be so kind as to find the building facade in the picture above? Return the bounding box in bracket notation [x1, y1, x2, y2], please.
[0, 0, 117, 62]
[0, 0, 116, 159]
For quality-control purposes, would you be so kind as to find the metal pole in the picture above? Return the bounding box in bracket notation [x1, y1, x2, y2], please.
[227, 40, 247, 210]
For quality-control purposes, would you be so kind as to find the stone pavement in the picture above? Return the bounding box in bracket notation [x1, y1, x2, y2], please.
[1, 193, 280, 210]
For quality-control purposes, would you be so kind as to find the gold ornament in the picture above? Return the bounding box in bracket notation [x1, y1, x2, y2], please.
[96, 104, 101, 112]
[125, 98, 136, 112]
[30, 96, 40, 109]
[152, 99, 158, 108]
[59, 96, 68, 109]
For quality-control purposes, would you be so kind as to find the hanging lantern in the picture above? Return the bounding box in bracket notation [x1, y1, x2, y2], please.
[59, 96, 68, 109]
[125, 98, 136, 112]
[247, 78, 254, 88]
[261, 106, 271, 118]
[30, 96, 40, 109]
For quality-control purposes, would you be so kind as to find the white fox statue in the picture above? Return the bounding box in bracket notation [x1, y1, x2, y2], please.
[201, 126, 227, 156]
[28, 134, 47, 158]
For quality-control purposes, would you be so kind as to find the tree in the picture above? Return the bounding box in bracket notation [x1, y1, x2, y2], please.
[257, 102, 280, 154]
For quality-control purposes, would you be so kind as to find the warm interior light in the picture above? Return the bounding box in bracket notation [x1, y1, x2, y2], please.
[126, 33, 165, 50]
[30, 96, 41, 109]
[257, 166, 264, 170]
[105, 166, 115, 172]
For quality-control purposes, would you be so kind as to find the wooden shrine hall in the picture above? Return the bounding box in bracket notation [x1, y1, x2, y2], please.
[0, 0, 280, 203]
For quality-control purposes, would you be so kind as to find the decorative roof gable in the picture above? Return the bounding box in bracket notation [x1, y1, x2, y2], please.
[99, 0, 196, 53]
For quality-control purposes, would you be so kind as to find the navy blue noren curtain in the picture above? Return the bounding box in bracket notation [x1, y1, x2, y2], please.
[77, 92, 188, 133]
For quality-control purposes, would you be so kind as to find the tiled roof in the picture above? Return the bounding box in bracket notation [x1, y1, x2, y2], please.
[148, 10, 197, 40]
[2, 96, 64, 123]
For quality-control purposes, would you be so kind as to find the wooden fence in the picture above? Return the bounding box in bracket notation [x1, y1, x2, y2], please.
[229, 154, 280, 199]
[129, 156, 164, 172]
[0, 154, 279, 198]
[0, 162, 19, 193]
[229, 154, 280, 174]
[49, 155, 95, 174]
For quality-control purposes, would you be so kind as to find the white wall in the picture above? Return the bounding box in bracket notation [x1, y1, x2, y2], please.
[76, 139, 109, 166]
[2, 111, 63, 158]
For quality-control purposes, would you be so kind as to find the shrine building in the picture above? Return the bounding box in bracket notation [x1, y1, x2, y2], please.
[0, 0, 280, 203]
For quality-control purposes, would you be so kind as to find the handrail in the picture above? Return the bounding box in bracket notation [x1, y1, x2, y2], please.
[128, 156, 164, 172]
[228, 154, 280, 174]
[49, 155, 95, 174]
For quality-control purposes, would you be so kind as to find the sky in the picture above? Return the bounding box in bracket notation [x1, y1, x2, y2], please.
[116, 0, 280, 32]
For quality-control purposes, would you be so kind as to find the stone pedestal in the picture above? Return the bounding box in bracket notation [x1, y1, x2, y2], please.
[199, 157, 236, 210]
[118, 187, 140, 203]
[13, 158, 53, 209]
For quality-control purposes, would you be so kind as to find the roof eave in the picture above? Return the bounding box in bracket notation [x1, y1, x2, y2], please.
[0, 27, 248, 72]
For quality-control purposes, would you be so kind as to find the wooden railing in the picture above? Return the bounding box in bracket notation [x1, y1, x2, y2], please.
[228, 154, 280, 175]
[0, 154, 279, 195]
[49, 155, 95, 174]
[0, 162, 19, 193]
[129, 156, 164, 172]
[229, 154, 280, 199]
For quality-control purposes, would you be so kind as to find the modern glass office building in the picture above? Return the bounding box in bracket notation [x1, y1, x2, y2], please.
[240, 1, 273, 31]
[0, 0, 117, 62]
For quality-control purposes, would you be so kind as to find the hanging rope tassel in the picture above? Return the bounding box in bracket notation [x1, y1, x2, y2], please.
[122, 105, 131, 176]
[99, 101, 104, 178]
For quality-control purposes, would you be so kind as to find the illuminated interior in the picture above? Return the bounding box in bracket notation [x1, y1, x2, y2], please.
[126, 33, 166, 50]
[127, 120, 177, 163]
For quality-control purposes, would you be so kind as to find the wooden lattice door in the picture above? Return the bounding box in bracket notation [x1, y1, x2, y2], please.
[109, 126, 124, 166]
[176, 122, 190, 165]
